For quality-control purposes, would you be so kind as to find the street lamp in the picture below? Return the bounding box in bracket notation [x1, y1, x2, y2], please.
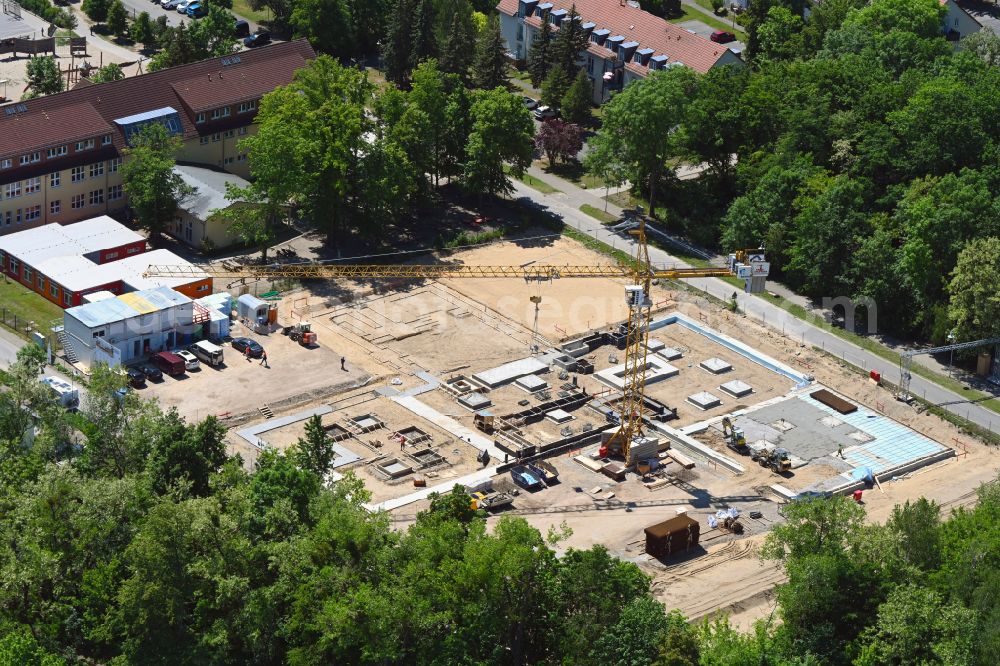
[947, 330, 956, 378]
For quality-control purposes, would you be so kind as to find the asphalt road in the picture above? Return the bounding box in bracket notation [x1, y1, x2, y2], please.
[506, 177, 1000, 437]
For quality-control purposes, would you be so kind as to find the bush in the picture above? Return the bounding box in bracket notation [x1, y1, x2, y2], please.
[19, 0, 76, 28]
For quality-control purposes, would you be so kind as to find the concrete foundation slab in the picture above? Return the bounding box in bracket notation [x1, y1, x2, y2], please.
[700, 357, 732, 374]
[719, 380, 753, 398]
[515, 374, 549, 393]
[646, 339, 666, 353]
[595, 355, 679, 390]
[657, 346, 683, 361]
[472, 357, 548, 388]
[547, 408, 574, 423]
[458, 392, 492, 410]
[687, 391, 722, 410]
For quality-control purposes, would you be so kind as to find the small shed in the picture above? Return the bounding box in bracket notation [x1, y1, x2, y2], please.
[237, 294, 269, 323]
[644, 515, 700, 558]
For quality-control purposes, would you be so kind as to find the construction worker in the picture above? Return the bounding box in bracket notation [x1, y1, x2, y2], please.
[244, 346, 251, 362]
[340, 356, 346, 371]
[260, 351, 269, 368]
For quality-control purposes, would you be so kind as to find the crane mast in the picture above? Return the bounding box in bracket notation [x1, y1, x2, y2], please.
[145, 222, 769, 466]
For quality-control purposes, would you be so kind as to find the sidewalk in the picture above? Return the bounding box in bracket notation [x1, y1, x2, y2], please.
[680, 0, 746, 31]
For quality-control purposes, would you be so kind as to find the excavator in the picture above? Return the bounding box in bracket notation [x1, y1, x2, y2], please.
[146, 219, 769, 466]
[721, 416, 749, 455]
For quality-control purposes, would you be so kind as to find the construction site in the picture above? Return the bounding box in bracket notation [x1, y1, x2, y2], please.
[175, 228, 1000, 628]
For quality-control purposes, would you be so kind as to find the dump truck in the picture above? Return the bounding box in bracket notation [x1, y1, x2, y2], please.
[749, 441, 792, 473]
[527, 460, 559, 485]
[469, 490, 514, 512]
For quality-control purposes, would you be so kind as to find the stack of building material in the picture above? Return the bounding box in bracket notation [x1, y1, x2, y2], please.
[644, 515, 700, 558]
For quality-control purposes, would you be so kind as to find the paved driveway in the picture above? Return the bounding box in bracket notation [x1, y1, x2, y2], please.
[676, 20, 745, 53]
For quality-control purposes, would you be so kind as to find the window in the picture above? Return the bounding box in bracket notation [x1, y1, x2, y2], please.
[238, 100, 256, 113]
[36, 274, 43, 289]
[224, 129, 234, 138]
[50, 200, 61, 215]
[224, 156, 234, 165]
[50, 282, 58, 298]
[9, 258, 18, 273]
[102, 134, 112, 146]
[0, 158, 10, 169]
[24, 205, 40, 222]
[238, 127, 248, 136]
[108, 184, 123, 200]
[47, 145, 67, 158]
[13, 208, 20, 225]
[211, 108, 221, 120]
[3, 211, 9, 226]
[24, 177, 40, 194]
[20, 152, 40, 165]
[108, 157, 122, 173]
[105, 251, 118, 260]
[63, 292, 71, 306]
[196, 112, 206, 124]
[71, 194, 85, 209]
[221, 106, 230, 117]
[76, 139, 95, 151]
[587, 56, 594, 74]
[89, 189, 104, 206]
[50, 172, 60, 188]
[237, 153, 247, 162]
[90, 162, 104, 178]
[212, 133, 221, 142]
[126, 246, 140, 255]
[71, 166, 85, 182]
[199, 136, 209, 145]
[5, 182, 20, 199]
[23, 266, 32, 282]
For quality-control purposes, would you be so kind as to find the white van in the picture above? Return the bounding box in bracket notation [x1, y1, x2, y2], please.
[189, 340, 225, 367]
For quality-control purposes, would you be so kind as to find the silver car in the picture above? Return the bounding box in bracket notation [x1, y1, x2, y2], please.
[161, 0, 182, 9]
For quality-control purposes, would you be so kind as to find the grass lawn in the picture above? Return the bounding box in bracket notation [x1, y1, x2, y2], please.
[668, 8, 747, 42]
[507, 167, 561, 194]
[232, 0, 270, 24]
[579, 204, 617, 224]
[542, 160, 608, 190]
[0, 278, 63, 339]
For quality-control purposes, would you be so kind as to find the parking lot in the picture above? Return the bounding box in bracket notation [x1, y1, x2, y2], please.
[134, 319, 371, 422]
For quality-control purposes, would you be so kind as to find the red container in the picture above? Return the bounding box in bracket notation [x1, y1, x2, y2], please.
[870, 370, 881, 384]
[853, 489, 863, 503]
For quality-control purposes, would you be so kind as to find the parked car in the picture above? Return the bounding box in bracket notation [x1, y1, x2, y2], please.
[152, 351, 186, 377]
[176, 0, 195, 11]
[139, 364, 163, 382]
[126, 367, 146, 388]
[522, 96, 538, 110]
[174, 349, 200, 371]
[234, 19, 250, 38]
[533, 105, 557, 120]
[231, 337, 264, 358]
[510, 465, 544, 491]
[244, 30, 271, 48]
[161, 0, 182, 8]
[186, 2, 207, 17]
[710, 30, 736, 44]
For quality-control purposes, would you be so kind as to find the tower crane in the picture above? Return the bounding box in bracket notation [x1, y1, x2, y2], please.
[145, 221, 769, 465]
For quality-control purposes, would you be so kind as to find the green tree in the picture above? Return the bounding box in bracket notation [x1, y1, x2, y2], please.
[471, 15, 507, 90]
[210, 198, 281, 262]
[887, 497, 941, 574]
[409, 59, 450, 186]
[291, 414, 336, 477]
[384, 0, 415, 84]
[148, 22, 198, 71]
[348, 0, 391, 55]
[291, 0, 356, 56]
[106, 0, 128, 38]
[90, 62, 124, 83]
[439, 11, 472, 82]
[410, 0, 438, 65]
[130, 11, 156, 50]
[948, 237, 1000, 342]
[189, 5, 239, 57]
[120, 123, 193, 245]
[560, 67, 592, 125]
[592, 598, 673, 665]
[549, 6, 588, 81]
[528, 17, 552, 87]
[463, 87, 534, 197]
[24, 56, 63, 98]
[586, 67, 696, 217]
[145, 412, 228, 497]
[842, 0, 946, 38]
[756, 6, 804, 62]
[540, 66, 570, 110]
[0, 627, 66, 665]
[82, 0, 110, 23]
[239, 55, 372, 246]
[652, 610, 699, 666]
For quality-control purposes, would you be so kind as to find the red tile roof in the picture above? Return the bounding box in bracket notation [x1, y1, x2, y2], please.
[497, 0, 737, 74]
[0, 39, 315, 165]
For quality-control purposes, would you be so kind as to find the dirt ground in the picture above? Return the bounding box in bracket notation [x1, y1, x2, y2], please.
[1, 37, 138, 104]
[141, 317, 369, 423]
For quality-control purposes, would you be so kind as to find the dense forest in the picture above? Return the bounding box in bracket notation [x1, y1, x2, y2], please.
[2, 344, 1000, 664]
[589, 0, 1000, 342]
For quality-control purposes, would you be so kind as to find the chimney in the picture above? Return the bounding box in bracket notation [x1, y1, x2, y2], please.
[218, 71, 223, 79]
[208, 73, 212, 81]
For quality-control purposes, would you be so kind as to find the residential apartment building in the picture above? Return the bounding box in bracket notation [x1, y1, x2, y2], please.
[0, 39, 316, 236]
[497, 0, 743, 104]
